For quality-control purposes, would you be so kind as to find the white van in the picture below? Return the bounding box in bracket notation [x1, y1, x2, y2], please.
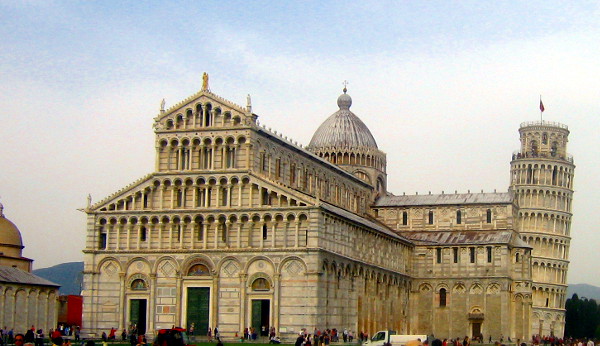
[363, 330, 427, 346]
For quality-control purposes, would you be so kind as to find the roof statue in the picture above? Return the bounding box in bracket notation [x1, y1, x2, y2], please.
[202, 72, 210, 92]
[247, 94, 252, 113]
[87, 194, 92, 208]
[160, 98, 166, 112]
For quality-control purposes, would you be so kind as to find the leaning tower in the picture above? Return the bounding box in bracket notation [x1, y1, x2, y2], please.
[510, 120, 575, 338]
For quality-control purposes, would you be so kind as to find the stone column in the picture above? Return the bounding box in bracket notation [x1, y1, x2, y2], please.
[203, 222, 208, 249]
[175, 272, 183, 327]
[237, 223, 242, 248]
[273, 274, 281, 333]
[271, 223, 276, 248]
[211, 145, 216, 170]
[127, 224, 132, 250]
[239, 273, 247, 335]
[295, 222, 300, 248]
[214, 222, 219, 249]
[119, 272, 126, 330]
[212, 273, 219, 331]
[228, 185, 233, 207]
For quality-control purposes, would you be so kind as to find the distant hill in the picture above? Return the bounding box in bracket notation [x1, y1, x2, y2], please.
[33, 261, 83, 295]
[567, 283, 600, 301]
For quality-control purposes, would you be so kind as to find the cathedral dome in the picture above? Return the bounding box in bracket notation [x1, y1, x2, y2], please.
[0, 203, 24, 249]
[308, 89, 378, 150]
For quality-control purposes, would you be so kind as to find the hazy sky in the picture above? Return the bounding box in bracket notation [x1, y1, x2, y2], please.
[1, 1, 598, 285]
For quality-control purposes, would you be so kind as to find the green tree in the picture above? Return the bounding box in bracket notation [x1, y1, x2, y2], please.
[565, 293, 600, 339]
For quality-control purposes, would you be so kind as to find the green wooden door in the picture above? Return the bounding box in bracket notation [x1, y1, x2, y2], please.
[251, 300, 270, 334]
[129, 299, 147, 334]
[251, 300, 262, 333]
[187, 287, 210, 333]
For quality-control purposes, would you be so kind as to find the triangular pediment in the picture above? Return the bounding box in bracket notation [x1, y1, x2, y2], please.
[89, 173, 156, 212]
[154, 89, 254, 131]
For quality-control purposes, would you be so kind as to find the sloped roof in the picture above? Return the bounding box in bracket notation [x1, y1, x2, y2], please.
[320, 202, 412, 244]
[399, 230, 531, 248]
[375, 192, 513, 207]
[0, 266, 60, 287]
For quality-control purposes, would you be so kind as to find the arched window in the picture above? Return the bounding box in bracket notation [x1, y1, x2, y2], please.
[542, 133, 548, 144]
[262, 224, 268, 240]
[220, 222, 227, 242]
[486, 209, 492, 223]
[188, 264, 210, 276]
[440, 288, 447, 307]
[456, 210, 462, 224]
[436, 248, 442, 263]
[252, 278, 270, 291]
[551, 142, 558, 157]
[226, 147, 236, 168]
[221, 187, 228, 206]
[197, 222, 204, 241]
[131, 279, 147, 290]
[140, 226, 147, 242]
[176, 189, 183, 207]
[402, 211, 408, 226]
[428, 211, 434, 225]
[99, 227, 107, 250]
[530, 140, 538, 156]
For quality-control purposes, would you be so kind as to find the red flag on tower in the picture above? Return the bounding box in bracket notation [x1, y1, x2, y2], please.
[540, 99, 545, 112]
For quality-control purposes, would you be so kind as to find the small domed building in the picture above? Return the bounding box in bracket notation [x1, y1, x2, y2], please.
[0, 203, 59, 333]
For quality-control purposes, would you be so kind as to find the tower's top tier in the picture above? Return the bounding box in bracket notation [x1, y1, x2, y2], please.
[514, 120, 573, 163]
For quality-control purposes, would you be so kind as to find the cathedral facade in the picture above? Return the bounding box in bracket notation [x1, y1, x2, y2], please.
[82, 79, 573, 340]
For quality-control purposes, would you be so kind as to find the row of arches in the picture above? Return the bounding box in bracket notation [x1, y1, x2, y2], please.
[255, 138, 371, 214]
[320, 259, 410, 335]
[518, 211, 571, 236]
[98, 254, 308, 281]
[514, 188, 573, 212]
[532, 261, 568, 285]
[511, 162, 574, 188]
[519, 128, 567, 156]
[522, 235, 570, 260]
[99, 175, 308, 212]
[163, 102, 243, 130]
[96, 211, 310, 251]
[314, 149, 386, 173]
[419, 281, 508, 294]
[0, 286, 57, 335]
[531, 285, 566, 309]
[157, 135, 249, 172]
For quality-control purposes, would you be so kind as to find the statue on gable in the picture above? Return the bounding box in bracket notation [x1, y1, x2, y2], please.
[202, 72, 210, 91]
